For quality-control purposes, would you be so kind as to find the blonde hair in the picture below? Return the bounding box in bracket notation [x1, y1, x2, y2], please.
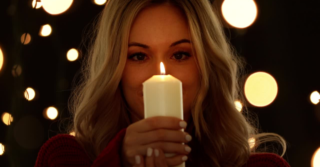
[69, 0, 287, 166]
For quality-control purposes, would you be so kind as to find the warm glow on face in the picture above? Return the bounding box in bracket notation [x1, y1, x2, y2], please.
[248, 137, 256, 149]
[21, 33, 32, 45]
[312, 148, 320, 167]
[46, 107, 58, 120]
[0, 143, 4, 155]
[221, 0, 258, 29]
[234, 100, 243, 112]
[94, 0, 107, 5]
[32, 0, 42, 9]
[67, 48, 79, 62]
[24, 87, 36, 101]
[310, 91, 320, 105]
[2, 112, 13, 126]
[40, 24, 52, 37]
[160, 62, 166, 75]
[41, 0, 73, 15]
[0, 48, 3, 72]
[244, 72, 278, 107]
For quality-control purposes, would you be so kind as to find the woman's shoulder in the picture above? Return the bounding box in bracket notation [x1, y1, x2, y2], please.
[244, 153, 290, 167]
[35, 134, 91, 167]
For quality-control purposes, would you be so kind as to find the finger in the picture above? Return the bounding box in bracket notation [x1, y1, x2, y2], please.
[145, 147, 154, 167]
[132, 142, 191, 156]
[165, 154, 188, 166]
[128, 116, 187, 133]
[133, 129, 192, 145]
[132, 155, 144, 167]
[154, 149, 168, 167]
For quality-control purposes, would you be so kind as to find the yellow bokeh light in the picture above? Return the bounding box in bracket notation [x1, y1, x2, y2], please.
[24, 87, 36, 101]
[221, 0, 258, 29]
[70, 131, 76, 136]
[244, 72, 278, 107]
[312, 148, 320, 167]
[234, 100, 243, 112]
[94, 0, 107, 5]
[248, 137, 256, 149]
[12, 64, 22, 77]
[45, 107, 58, 120]
[40, 24, 52, 37]
[310, 91, 320, 105]
[32, 0, 42, 9]
[2, 112, 13, 126]
[21, 33, 32, 45]
[41, 0, 73, 15]
[67, 48, 79, 62]
[0, 143, 4, 155]
[0, 48, 3, 72]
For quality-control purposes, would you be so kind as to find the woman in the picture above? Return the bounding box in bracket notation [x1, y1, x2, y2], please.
[35, 0, 290, 167]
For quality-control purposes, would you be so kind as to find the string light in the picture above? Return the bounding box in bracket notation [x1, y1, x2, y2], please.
[41, 0, 73, 15]
[312, 148, 320, 167]
[44, 107, 58, 120]
[69, 131, 76, 136]
[67, 48, 79, 62]
[248, 137, 256, 149]
[234, 100, 243, 112]
[0, 143, 4, 156]
[1, 112, 13, 126]
[310, 91, 320, 105]
[244, 72, 278, 107]
[221, 0, 258, 29]
[94, 0, 107, 5]
[21, 33, 32, 45]
[12, 64, 22, 77]
[40, 24, 52, 37]
[0, 47, 3, 72]
[32, 0, 42, 9]
[24, 87, 36, 101]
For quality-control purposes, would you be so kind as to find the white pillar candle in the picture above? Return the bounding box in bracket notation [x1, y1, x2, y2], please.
[143, 62, 185, 167]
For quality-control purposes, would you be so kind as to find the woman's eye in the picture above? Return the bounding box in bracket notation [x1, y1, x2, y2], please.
[172, 51, 191, 61]
[128, 52, 147, 61]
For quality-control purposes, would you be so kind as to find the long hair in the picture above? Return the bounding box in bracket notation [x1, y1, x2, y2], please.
[69, 0, 286, 166]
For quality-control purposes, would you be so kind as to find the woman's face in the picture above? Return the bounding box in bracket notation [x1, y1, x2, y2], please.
[121, 4, 200, 123]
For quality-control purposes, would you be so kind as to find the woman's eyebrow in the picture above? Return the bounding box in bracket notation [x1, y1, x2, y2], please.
[128, 39, 191, 48]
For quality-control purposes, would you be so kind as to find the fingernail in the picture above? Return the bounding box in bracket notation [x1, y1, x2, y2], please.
[147, 147, 153, 157]
[185, 146, 191, 152]
[182, 156, 188, 161]
[154, 149, 159, 157]
[180, 121, 187, 128]
[135, 155, 141, 164]
[186, 134, 192, 142]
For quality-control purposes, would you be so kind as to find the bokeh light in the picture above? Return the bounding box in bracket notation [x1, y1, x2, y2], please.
[44, 107, 58, 120]
[67, 48, 79, 62]
[12, 64, 22, 77]
[21, 33, 32, 45]
[24, 87, 36, 101]
[94, 0, 107, 5]
[0, 47, 3, 72]
[70, 131, 76, 136]
[41, 0, 73, 15]
[221, 0, 258, 29]
[32, 0, 42, 9]
[312, 148, 320, 167]
[310, 91, 320, 105]
[248, 137, 256, 149]
[2, 112, 13, 126]
[244, 72, 278, 107]
[234, 100, 243, 112]
[40, 24, 52, 37]
[0, 143, 4, 155]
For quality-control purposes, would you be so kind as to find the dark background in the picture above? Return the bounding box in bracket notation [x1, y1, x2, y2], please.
[0, 0, 320, 166]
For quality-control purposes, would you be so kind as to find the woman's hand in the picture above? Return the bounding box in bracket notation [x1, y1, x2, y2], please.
[121, 116, 192, 167]
[133, 148, 188, 167]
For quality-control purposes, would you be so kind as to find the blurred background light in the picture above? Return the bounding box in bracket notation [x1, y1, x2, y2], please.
[69, 131, 75, 136]
[40, 24, 52, 37]
[221, 0, 258, 29]
[32, 0, 42, 9]
[67, 48, 79, 62]
[0, 47, 3, 72]
[0, 143, 4, 155]
[41, 0, 73, 15]
[2, 112, 13, 126]
[310, 91, 320, 105]
[94, 0, 107, 6]
[44, 107, 58, 120]
[244, 72, 278, 107]
[21, 33, 32, 45]
[234, 100, 243, 112]
[312, 148, 320, 167]
[24, 87, 36, 101]
[12, 64, 22, 77]
[248, 137, 256, 149]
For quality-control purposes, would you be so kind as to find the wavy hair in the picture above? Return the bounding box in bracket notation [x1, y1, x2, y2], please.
[69, 0, 286, 166]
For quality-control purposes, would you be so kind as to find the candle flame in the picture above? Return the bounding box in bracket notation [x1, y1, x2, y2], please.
[160, 62, 166, 75]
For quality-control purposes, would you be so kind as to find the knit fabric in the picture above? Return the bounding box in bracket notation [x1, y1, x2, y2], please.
[34, 129, 290, 167]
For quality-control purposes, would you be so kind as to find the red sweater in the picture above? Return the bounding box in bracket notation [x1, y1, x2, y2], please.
[34, 128, 290, 167]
